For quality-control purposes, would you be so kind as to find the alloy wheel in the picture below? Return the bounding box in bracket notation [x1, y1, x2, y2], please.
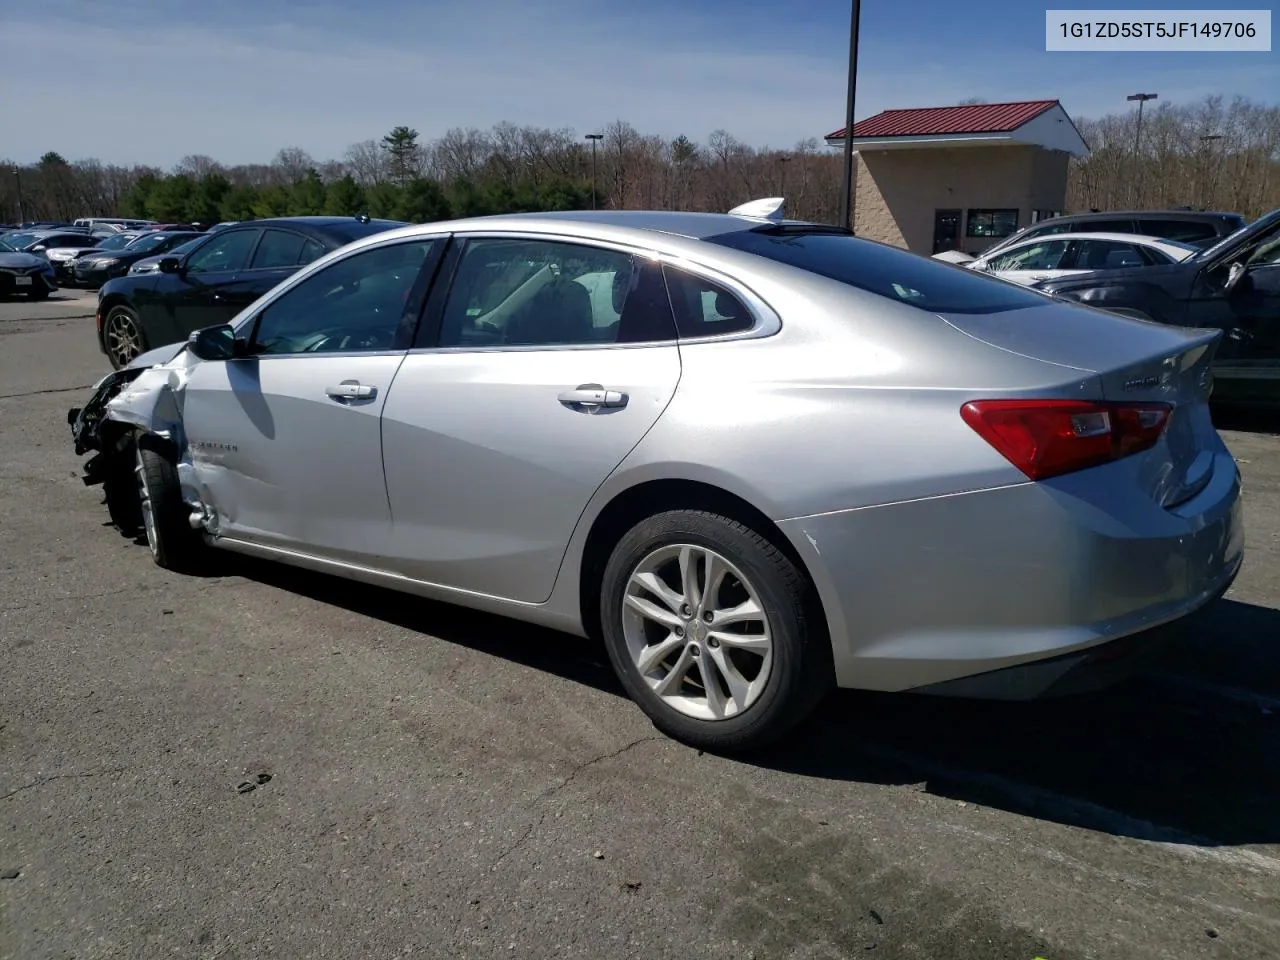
[622, 543, 774, 721]
[105, 311, 142, 368]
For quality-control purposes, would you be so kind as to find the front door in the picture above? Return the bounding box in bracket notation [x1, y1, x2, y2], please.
[984, 238, 1076, 286]
[181, 237, 441, 561]
[932, 209, 961, 254]
[138, 226, 262, 346]
[379, 235, 682, 603]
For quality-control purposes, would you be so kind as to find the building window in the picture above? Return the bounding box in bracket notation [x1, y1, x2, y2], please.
[1032, 210, 1063, 223]
[966, 209, 1020, 239]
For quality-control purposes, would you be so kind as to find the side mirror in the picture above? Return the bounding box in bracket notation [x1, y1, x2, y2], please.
[157, 256, 182, 275]
[187, 323, 249, 362]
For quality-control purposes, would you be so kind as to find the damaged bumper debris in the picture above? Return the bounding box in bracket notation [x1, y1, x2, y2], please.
[68, 341, 193, 487]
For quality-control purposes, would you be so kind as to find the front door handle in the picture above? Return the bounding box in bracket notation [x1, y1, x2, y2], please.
[558, 384, 628, 410]
[326, 381, 376, 401]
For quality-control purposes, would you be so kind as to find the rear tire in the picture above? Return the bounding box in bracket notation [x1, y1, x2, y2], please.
[600, 509, 833, 754]
[104, 305, 146, 370]
[136, 434, 205, 573]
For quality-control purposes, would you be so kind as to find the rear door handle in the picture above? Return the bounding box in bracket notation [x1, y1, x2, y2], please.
[558, 384, 628, 410]
[326, 381, 376, 401]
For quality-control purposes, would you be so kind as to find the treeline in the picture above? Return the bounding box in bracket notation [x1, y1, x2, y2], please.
[3, 96, 1279, 228]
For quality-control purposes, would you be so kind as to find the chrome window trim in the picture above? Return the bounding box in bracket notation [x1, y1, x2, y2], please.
[405, 229, 780, 356]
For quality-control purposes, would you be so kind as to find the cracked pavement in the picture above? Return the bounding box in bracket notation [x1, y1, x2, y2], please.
[2, 296, 1280, 959]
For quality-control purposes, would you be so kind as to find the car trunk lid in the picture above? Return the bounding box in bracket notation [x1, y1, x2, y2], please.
[940, 301, 1222, 508]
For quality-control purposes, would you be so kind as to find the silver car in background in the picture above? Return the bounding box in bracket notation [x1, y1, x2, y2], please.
[67, 207, 1243, 752]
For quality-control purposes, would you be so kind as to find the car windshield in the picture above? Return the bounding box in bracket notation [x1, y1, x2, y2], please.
[99, 233, 138, 250]
[5, 233, 39, 248]
[0, 239, 13, 253]
[705, 228, 1052, 315]
[128, 233, 173, 253]
[166, 238, 202, 257]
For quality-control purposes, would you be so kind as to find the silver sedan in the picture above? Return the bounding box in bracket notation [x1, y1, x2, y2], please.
[68, 207, 1244, 752]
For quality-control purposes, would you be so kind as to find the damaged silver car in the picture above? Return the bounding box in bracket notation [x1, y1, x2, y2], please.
[69, 207, 1243, 752]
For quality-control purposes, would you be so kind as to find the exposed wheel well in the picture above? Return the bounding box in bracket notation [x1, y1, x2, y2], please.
[577, 479, 826, 642]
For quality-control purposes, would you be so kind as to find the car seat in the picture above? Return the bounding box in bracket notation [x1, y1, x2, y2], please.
[504, 276, 595, 345]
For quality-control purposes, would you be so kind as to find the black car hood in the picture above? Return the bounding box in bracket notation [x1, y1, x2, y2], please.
[0, 251, 48, 270]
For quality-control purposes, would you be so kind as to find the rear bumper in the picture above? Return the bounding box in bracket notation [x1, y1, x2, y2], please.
[779, 448, 1244, 696]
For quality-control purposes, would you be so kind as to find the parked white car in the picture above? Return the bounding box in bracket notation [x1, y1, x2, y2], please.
[965, 232, 1198, 286]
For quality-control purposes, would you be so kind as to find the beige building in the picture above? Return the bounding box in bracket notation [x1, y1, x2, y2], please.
[824, 100, 1090, 256]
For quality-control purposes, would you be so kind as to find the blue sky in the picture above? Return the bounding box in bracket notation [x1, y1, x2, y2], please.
[1, 0, 1275, 168]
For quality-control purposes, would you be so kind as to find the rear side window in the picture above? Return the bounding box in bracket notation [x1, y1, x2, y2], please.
[299, 238, 326, 264]
[251, 229, 308, 270]
[662, 267, 755, 338]
[1073, 239, 1147, 270]
[1136, 219, 1217, 243]
[705, 230, 1052, 315]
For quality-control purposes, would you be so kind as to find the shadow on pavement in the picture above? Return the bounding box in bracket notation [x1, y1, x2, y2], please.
[233, 554, 1280, 848]
[760, 597, 1280, 849]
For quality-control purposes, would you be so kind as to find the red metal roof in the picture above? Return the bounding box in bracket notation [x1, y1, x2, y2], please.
[826, 100, 1059, 141]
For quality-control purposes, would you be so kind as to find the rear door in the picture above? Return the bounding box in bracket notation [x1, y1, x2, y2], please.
[212, 228, 326, 317]
[378, 234, 682, 603]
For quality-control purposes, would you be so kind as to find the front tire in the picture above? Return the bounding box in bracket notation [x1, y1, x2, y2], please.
[600, 509, 833, 753]
[103, 305, 146, 370]
[136, 434, 205, 573]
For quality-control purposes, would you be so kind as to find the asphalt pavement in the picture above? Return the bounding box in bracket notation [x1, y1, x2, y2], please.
[2, 290, 1279, 959]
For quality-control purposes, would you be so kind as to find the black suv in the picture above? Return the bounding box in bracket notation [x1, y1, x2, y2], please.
[1036, 208, 1280, 406]
[94, 216, 405, 369]
[980, 210, 1247, 260]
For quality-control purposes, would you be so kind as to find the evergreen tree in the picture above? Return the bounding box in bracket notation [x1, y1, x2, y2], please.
[323, 175, 366, 216]
[289, 168, 326, 215]
[381, 126, 420, 188]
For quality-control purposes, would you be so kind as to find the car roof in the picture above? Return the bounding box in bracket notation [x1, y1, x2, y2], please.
[1038, 210, 1241, 223]
[997, 231, 1191, 247]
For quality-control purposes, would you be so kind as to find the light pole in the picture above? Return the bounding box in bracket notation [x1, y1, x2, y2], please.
[1126, 92, 1157, 206]
[778, 154, 791, 206]
[1199, 133, 1223, 209]
[13, 165, 25, 225]
[839, 0, 862, 231]
[584, 133, 603, 210]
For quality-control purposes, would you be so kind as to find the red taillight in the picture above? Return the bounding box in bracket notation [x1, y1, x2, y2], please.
[961, 399, 1171, 481]
[95, 310, 103, 332]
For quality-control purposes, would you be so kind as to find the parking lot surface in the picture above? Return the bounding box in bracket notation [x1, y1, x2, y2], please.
[3, 292, 1279, 959]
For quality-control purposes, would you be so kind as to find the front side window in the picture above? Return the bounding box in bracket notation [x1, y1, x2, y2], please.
[662, 267, 754, 338]
[989, 240, 1073, 272]
[185, 229, 259, 275]
[128, 233, 173, 254]
[437, 238, 675, 348]
[966, 209, 1020, 239]
[251, 240, 435, 356]
[250, 229, 309, 270]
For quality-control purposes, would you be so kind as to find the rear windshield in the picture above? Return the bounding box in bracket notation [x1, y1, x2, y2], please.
[328, 218, 408, 244]
[705, 229, 1051, 315]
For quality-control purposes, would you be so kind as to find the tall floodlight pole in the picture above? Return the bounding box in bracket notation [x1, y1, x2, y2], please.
[584, 134, 603, 210]
[13, 166, 25, 224]
[839, 0, 862, 230]
[1126, 92, 1157, 206]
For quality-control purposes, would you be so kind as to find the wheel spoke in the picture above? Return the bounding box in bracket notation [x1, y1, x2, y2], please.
[678, 546, 701, 610]
[707, 646, 752, 713]
[624, 592, 683, 629]
[709, 630, 770, 655]
[630, 571, 683, 617]
[698, 552, 729, 616]
[652, 646, 694, 697]
[634, 632, 685, 676]
[709, 597, 763, 628]
[698, 655, 729, 719]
